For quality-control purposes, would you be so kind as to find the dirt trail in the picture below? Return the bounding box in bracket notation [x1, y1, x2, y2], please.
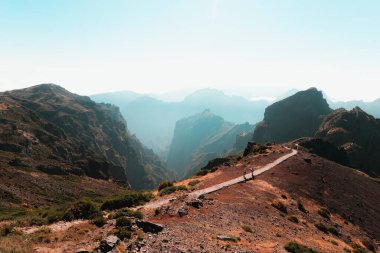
[143, 149, 298, 209]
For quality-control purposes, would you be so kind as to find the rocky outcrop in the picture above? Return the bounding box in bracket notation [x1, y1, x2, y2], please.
[0, 84, 171, 189]
[253, 88, 332, 144]
[316, 107, 380, 177]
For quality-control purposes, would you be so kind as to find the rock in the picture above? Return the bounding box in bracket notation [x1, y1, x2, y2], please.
[136, 220, 164, 233]
[97, 235, 120, 252]
[216, 235, 240, 242]
[186, 198, 203, 209]
[75, 249, 89, 253]
[178, 207, 188, 217]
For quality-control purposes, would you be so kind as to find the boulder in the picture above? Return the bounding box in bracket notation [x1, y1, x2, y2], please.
[97, 235, 120, 253]
[216, 235, 240, 242]
[178, 207, 188, 217]
[136, 220, 164, 233]
[186, 198, 203, 209]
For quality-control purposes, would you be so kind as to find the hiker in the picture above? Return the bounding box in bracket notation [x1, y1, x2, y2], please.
[250, 167, 255, 179]
[243, 168, 247, 181]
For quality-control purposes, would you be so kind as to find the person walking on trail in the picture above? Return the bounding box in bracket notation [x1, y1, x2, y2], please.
[250, 167, 255, 179]
[243, 168, 247, 181]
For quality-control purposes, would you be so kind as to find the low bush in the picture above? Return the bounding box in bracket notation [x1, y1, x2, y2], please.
[0, 225, 14, 237]
[196, 170, 208, 176]
[284, 241, 319, 253]
[113, 227, 132, 240]
[91, 216, 106, 227]
[241, 225, 253, 233]
[314, 223, 328, 233]
[109, 208, 143, 220]
[328, 226, 340, 236]
[288, 216, 299, 223]
[188, 180, 200, 187]
[318, 208, 331, 220]
[158, 181, 173, 191]
[271, 200, 287, 214]
[101, 192, 152, 211]
[159, 185, 188, 196]
[297, 200, 307, 213]
[62, 201, 100, 221]
[362, 239, 376, 252]
[115, 217, 132, 228]
[351, 243, 368, 253]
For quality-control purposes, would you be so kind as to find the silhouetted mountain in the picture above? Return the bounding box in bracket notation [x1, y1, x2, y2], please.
[253, 88, 333, 144]
[316, 107, 380, 177]
[167, 110, 253, 178]
[91, 88, 268, 158]
[330, 99, 380, 119]
[0, 84, 171, 190]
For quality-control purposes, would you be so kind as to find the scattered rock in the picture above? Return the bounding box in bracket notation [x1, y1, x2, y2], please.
[97, 235, 120, 253]
[216, 235, 240, 242]
[136, 220, 164, 234]
[186, 198, 203, 209]
[178, 207, 188, 217]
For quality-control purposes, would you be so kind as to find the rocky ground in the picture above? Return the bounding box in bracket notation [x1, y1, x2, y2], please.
[2, 146, 379, 253]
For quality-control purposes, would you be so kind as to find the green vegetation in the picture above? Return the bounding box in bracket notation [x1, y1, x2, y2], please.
[109, 208, 143, 220]
[91, 216, 106, 227]
[314, 223, 328, 233]
[351, 243, 368, 253]
[317, 208, 331, 220]
[113, 227, 132, 240]
[157, 181, 174, 191]
[159, 185, 188, 196]
[101, 192, 152, 210]
[327, 226, 340, 236]
[62, 200, 100, 221]
[241, 225, 253, 233]
[329, 240, 338, 246]
[115, 217, 132, 228]
[288, 216, 299, 223]
[297, 200, 307, 213]
[196, 170, 209, 176]
[362, 239, 376, 252]
[284, 241, 319, 253]
[188, 180, 201, 187]
[271, 200, 288, 214]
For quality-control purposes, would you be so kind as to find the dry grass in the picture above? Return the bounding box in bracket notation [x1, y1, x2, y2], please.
[0, 235, 33, 253]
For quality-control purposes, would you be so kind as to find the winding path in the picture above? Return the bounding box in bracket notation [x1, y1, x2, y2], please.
[142, 148, 298, 209]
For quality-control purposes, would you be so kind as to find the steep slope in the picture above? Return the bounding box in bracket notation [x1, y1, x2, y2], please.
[0, 84, 171, 190]
[253, 88, 332, 144]
[91, 88, 268, 158]
[316, 107, 380, 177]
[167, 110, 253, 178]
[21, 146, 380, 252]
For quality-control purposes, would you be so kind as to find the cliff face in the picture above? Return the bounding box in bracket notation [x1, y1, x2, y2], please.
[167, 110, 253, 178]
[0, 84, 170, 189]
[253, 88, 332, 144]
[316, 107, 380, 177]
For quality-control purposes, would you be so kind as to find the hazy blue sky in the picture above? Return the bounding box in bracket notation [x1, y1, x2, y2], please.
[0, 0, 379, 101]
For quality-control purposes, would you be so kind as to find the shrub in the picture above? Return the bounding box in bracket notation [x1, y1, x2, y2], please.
[314, 223, 328, 233]
[362, 239, 376, 252]
[281, 194, 288, 199]
[159, 185, 188, 196]
[328, 226, 340, 236]
[241, 225, 253, 233]
[109, 208, 143, 220]
[329, 240, 338, 246]
[351, 243, 367, 253]
[188, 180, 200, 187]
[288, 216, 299, 223]
[196, 170, 208, 176]
[91, 216, 106, 228]
[62, 201, 100, 221]
[284, 241, 319, 253]
[115, 217, 132, 228]
[0, 225, 14, 237]
[297, 200, 307, 213]
[114, 227, 131, 240]
[271, 200, 287, 214]
[318, 208, 331, 220]
[101, 192, 152, 211]
[158, 181, 173, 191]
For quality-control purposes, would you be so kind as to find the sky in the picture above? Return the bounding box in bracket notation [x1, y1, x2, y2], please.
[0, 0, 379, 101]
